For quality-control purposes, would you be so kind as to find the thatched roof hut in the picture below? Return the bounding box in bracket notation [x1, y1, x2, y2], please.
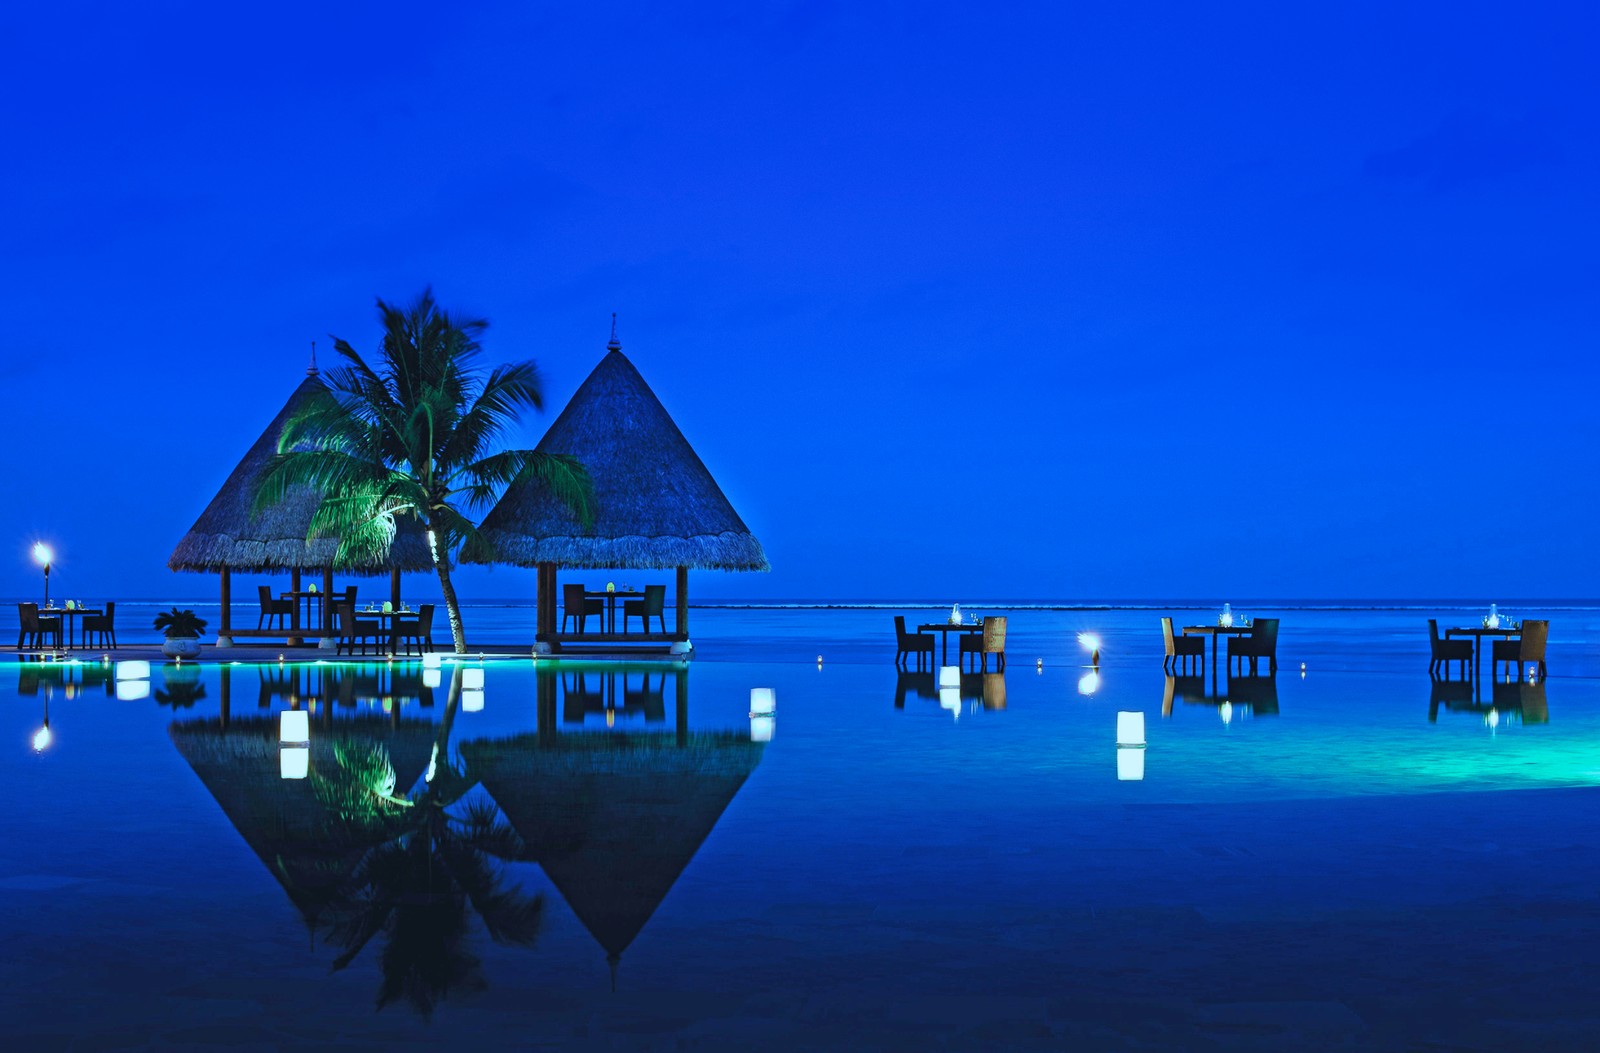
[468, 329, 767, 651]
[460, 731, 763, 980]
[168, 365, 431, 642]
[169, 715, 441, 933]
[169, 369, 430, 575]
[473, 340, 766, 571]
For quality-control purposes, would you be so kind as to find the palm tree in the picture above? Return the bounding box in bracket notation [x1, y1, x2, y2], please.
[313, 670, 544, 1018]
[256, 289, 594, 652]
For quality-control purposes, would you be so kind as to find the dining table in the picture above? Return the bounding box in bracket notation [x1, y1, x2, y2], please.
[1444, 624, 1521, 681]
[917, 621, 982, 665]
[280, 590, 324, 632]
[41, 604, 103, 650]
[1181, 623, 1254, 690]
[584, 590, 638, 634]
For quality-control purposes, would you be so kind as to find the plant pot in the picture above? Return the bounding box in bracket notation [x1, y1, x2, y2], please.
[162, 636, 202, 660]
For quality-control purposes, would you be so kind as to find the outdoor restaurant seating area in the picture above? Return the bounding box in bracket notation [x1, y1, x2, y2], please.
[16, 601, 118, 651]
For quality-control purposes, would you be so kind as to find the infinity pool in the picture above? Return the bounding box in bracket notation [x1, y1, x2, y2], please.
[5, 607, 1600, 1050]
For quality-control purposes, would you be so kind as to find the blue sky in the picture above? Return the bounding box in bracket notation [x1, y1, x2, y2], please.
[3, 2, 1596, 602]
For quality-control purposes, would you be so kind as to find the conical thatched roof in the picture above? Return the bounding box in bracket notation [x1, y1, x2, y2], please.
[471, 348, 768, 571]
[169, 715, 440, 929]
[460, 731, 763, 960]
[168, 372, 432, 574]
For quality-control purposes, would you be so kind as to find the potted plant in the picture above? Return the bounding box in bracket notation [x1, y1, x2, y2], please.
[154, 607, 208, 659]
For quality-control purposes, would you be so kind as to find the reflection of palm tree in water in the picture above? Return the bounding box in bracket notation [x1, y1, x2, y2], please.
[310, 668, 543, 1018]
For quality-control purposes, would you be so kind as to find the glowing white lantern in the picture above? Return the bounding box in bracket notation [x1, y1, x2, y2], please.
[1116, 747, 1146, 781]
[750, 715, 775, 742]
[461, 689, 485, 713]
[1220, 603, 1233, 628]
[1116, 711, 1146, 746]
[280, 747, 310, 780]
[939, 686, 961, 719]
[1219, 701, 1233, 725]
[280, 709, 310, 745]
[461, 667, 485, 691]
[422, 652, 442, 669]
[422, 669, 442, 689]
[750, 688, 776, 716]
[938, 665, 960, 689]
[115, 660, 151, 681]
[115, 680, 150, 701]
[1078, 671, 1101, 696]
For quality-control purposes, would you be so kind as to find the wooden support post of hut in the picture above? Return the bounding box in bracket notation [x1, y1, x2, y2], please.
[168, 362, 432, 648]
[470, 327, 767, 657]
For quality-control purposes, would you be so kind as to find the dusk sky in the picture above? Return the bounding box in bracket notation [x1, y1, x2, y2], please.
[3, 2, 1596, 603]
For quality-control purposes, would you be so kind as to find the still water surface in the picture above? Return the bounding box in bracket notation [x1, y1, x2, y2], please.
[5, 605, 1600, 1050]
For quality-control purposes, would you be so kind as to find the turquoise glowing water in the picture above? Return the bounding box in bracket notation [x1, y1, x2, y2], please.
[5, 605, 1600, 1050]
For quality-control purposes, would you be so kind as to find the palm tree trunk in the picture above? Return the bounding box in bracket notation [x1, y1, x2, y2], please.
[425, 521, 469, 653]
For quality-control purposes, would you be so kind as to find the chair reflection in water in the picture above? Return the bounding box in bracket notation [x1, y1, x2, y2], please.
[892, 669, 1004, 711]
[1161, 673, 1277, 717]
[562, 669, 667, 724]
[1428, 678, 1548, 724]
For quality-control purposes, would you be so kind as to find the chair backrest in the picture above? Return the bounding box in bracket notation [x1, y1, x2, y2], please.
[257, 584, 275, 609]
[1251, 618, 1279, 650]
[983, 616, 1006, 651]
[1519, 620, 1549, 661]
[894, 615, 911, 642]
[563, 583, 587, 608]
[331, 601, 354, 636]
[101, 601, 115, 624]
[1427, 619, 1442, 644]
[644, 584, 666, 615]
[19, 602, 38, 630]
[342, 586, 357, 604]
[1161, 617, 1176, 654]
[417, 604, 435, 632]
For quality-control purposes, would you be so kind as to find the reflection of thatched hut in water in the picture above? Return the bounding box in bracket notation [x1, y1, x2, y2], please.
[167, 362, 432, 645]
[460, 731, 763, 981]
[467, 327, 767, 654]
[168, 716, 440, 931]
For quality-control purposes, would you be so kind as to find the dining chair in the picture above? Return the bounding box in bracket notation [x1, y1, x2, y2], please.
[1492, 619, 1549, 682]
[959, 616, 1007, 672]
[1427, 619, 1472, 678]
[82, 602, 116, 649]
[17, 603, 62, 651]
[392, 604, 435, 655]
[623, 585, 667, 635]
[257, 585, 294, 630]
[562, 583, 604, 633]
[1226, 618, 1279, 674]
[1162, 617, 1204, 672]
[894, 616, 936, 670]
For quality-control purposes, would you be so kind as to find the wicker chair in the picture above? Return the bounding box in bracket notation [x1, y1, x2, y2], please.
[894, 616, 935, 670]
[392, 604, 436, 655]
[17, 603, 62, 651]
[257, 585, 294, 630]
[1491, 619, 1549, 682]
[1226, 618, 1279, 674]
[82, 602, 117, 649]
[562, 583, 604, 633]
[959, 616, 1007, 672]
[1427, 619, 1472, 678]
[623, 585, 667, 635]
[1162, 617, 1204, 672]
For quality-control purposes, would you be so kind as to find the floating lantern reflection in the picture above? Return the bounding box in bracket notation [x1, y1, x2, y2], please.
[939, 686, 961, 719]
[115, 680, 150, 701]
[1116, 711, 1147, 781]
[280, 747, 310, 780]
[1220, 701, 1233, 725]
[422, 669, 441, 689]
[461, 689, 485, 713]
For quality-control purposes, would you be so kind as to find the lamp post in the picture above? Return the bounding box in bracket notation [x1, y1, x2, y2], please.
[32, 542, 52, 608]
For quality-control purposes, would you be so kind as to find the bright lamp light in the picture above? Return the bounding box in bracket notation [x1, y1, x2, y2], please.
[938, 665, 960, 689]
[115, 660, 150, 681]
[1116, 711, 1146, 747]
[32, 542, 52, 566]
[750, 688, 775, 716]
